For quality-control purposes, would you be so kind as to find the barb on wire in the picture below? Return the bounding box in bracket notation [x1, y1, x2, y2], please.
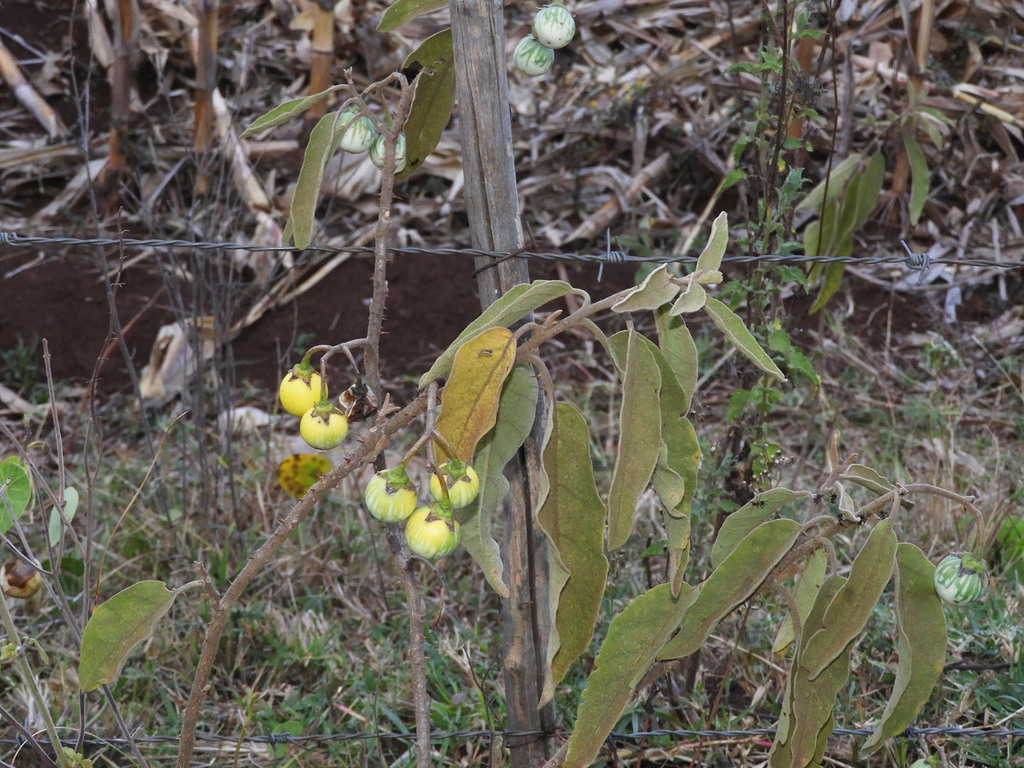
[0, 231, 1019, 270]
[901, 240, 933, 284]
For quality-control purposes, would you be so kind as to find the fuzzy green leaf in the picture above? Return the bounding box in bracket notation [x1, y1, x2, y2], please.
[537, 401, 609, 702]
[843, 464, 914, 511]
[377, 0, 449, 32]
[773, 547, 828, 655]
[770, 574, 848, 766]
[711, 488, 807, 568]
[862, 543, 947, 752]
[659, 518, 802, 660]
[397, 29, 455, 179]
[606, 331, 662, 550]
[695, 211, 730, 272]
[903, 135, 930, 225]
[420, 280, 574, 387]
[48, 486, 79, 547]
[612, 265, 679, 313]
[564, 583, 698, 768]
[240, 85, 346, 137]
[654, 308, 698, 413]
[79, 581, 179, 691]
[795, 153, 865, 215]
[668, 280, 707, 315]
[460, 364, 539, 597]
[702, 296, 786, 381]
[288, 110, 343, 250]
[801, 519, 898, 679]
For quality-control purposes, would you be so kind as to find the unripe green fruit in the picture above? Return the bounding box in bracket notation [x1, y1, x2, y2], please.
[532, 4, 575, 50]
[933, 552, 989, 605]
[514, 35, 554, 77]
[369, 133, 407, 172]
[429, 461, 480, 508]
[404, 506, 460, 560]
[299, 407, 349, 450]
[364, 470, 418, 523]
[337, 107, 378, 153]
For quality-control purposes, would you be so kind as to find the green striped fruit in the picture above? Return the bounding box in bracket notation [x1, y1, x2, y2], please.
[531, 3, 575, 50]
[429, 460, 480, 509]
[369, 133, 406, 172]
[933, 552, 989, 605]
[337, 107, 378, 154]
[513, 35, 554, 77]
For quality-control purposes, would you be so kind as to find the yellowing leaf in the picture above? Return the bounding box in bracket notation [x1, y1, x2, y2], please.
[434, 327, 516, 463]
[460, 363, 539, 597]
[773, 547, 827, 655]
[277, 454, 332, 498]
[79, 581, 179, 691]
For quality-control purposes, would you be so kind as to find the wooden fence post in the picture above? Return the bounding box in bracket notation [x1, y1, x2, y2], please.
[448, 1, 556, 764]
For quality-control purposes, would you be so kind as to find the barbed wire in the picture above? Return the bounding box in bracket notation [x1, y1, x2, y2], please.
[4, 723, 1021, 754]
[2, 231, 1021, 271]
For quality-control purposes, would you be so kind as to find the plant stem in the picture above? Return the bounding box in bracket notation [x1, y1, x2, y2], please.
[0, 596, 70, 768]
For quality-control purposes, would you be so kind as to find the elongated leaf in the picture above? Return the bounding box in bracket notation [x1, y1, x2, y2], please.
[611, 265, 679, 312]
[419, 280, 574, 387]
[654, 307, 697, 412]
[665, 511, 692, 596]
[460, 364, 539, 597]
[397, 29, 454, 179]
[564, 583, 698, 768]
[903, 135, 929, 224]
[434, 327, 516, 463]
[240, 85, 346, 137]
[772, 574, 846, 760]
[862, 543, 947, 752]
[711, 488, 807, 568]
[843, 464, 914, 511]
[537, 402, 609, 701]
[0, 457, 32, 533]
[770, 573, 851, 765]
[695, 211, 729, 272]
[795, 153, 865, 215]
[773, 547, 828, 655]
[377, 0, 449, 32]
[48, 486, 79, 547]
[606, 331, 662, 550]
[801, 519, 897, 679]
[79, 581, 179, 691]
[659, 518, 802, 660]
[703, 296, 786, 381]
[288, 110, 342, 250]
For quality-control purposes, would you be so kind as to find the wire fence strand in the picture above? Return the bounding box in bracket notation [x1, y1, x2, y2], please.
[3, 231, 1022, 271]
[4, 723, 1022, 754]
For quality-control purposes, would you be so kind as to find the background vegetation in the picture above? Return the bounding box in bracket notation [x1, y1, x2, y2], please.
[1, 0, 1022, 766]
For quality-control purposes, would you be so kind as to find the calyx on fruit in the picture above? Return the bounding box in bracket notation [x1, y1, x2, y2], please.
[933, 551, 989, 606]
[429, 458, 480, 509]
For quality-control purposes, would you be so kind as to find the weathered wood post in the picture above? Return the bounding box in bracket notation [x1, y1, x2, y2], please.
[449, 1, 556, 764]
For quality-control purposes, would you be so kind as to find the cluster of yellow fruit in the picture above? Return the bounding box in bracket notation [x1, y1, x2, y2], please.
[278, 363, 350, 451]
[364, 459, 479, 561]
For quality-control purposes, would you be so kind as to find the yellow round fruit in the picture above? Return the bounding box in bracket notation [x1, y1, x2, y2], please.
[279, 368, 324, 417]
